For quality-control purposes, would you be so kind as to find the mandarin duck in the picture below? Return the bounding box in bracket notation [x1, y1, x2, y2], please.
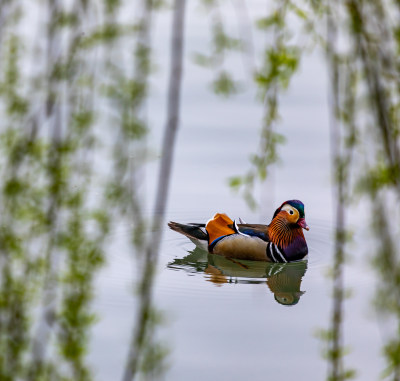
[168, 200, 309, 263]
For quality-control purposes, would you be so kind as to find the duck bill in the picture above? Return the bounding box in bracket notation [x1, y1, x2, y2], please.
[297, 218, 309, 231]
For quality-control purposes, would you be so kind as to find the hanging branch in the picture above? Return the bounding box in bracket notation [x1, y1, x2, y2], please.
[122, 0, 187, 379]
[326, 4, 345, 379]
[228, 0, 302, 209]
[324, 2, 356, 379]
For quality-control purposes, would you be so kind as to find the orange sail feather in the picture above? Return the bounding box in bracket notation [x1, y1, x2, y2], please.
[206, 213, 235, 245]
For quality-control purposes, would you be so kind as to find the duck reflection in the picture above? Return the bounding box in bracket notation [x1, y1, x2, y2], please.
[168, 247, 307, 306]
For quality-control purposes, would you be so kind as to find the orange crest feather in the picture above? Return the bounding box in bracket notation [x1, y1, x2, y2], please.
[206, 213, 235, 244]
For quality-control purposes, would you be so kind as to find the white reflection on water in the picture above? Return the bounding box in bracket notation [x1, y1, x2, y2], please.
[88, 1, 385, 380]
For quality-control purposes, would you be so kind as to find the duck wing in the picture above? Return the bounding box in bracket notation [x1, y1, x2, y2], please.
[235, 224, 269, 242]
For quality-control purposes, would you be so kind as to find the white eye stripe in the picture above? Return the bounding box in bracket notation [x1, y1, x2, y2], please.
[282, 204, 296, 216]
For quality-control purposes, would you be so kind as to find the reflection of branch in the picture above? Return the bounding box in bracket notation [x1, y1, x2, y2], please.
[122, 0, 187, 379]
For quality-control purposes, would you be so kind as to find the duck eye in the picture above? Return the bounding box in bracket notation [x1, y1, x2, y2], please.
[289, 210, 294, 215]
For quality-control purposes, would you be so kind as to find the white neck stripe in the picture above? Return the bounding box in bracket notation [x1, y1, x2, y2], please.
[274, 245, 287, 263]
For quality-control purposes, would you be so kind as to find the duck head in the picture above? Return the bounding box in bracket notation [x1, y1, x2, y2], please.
[272, 199, 309, 231]
[268, 200, 309, 261]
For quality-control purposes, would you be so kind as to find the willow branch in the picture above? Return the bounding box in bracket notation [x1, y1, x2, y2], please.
[121, 0, 187, 379]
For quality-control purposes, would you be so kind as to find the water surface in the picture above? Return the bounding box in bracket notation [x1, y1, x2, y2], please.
[89, 3, 385, 380]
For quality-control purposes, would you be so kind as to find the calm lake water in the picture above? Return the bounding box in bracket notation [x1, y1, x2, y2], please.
[88, 2, 386, 380]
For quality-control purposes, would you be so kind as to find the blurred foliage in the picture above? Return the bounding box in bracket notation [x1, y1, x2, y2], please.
[194, 0, 243, 98]
[0, 0, 168, 380]
[321, 1, 400, 379]
[196, 0, 307, 208]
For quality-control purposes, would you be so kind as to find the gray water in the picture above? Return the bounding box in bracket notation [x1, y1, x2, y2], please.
[85, 3, 387, 379]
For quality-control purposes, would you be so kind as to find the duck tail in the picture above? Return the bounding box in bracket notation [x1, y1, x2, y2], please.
[168, 221, 208, 241]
